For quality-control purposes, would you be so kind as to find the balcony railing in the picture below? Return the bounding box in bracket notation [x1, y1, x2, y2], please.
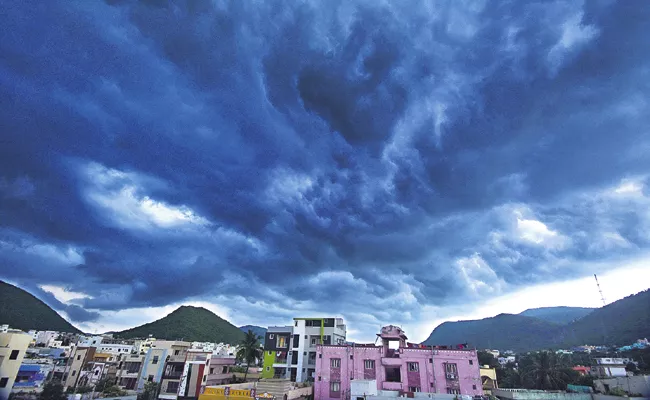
[163, 371, 183, 379]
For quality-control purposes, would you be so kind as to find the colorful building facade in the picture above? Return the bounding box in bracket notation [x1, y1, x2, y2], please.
[313, 325, 483, 400]
[262, 318, 346, 383]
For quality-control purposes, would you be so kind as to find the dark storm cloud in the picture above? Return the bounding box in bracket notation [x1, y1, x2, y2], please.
[1, 0, 650, 328]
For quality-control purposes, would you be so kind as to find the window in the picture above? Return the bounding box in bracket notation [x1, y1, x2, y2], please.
[277, 336, 287, 348]
[364, 360, 375, 369]
[71, 370, 76, 376]
[310, 336, 321, 346]
[469, 360, 473, 365]
[174, 350, 180, 356]
[330, 382, 340, 392]
[0, 378, 8, 388]
[210, 368, 214, 374]
[166, 381, 179, 393]
[429, 358, 433, 363]
[318, 376, 322, 381]
[408, 387, 421, 392]
[445, 363, 458, 374]
[407, 362, 419, 372]
[295, 321, 298, 327]
[268, 351, 272, 355]
[77, 355, 81, 361]
[152, 356, 159, 364]
[447, 389, 460, 395]
[9, 350, 19, 360]
[473, 385, 477, 390]
[266, 367, 270, 371]
[222, 366, 228, 374]
[94, 370, 99, 375]
[331, 358, 341, 368]
[148, 375, 154, 382]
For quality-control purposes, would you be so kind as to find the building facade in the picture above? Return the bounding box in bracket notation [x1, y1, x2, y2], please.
[136, 340, 191, 398]
[479, 366, 498, 395]
[313, 326, 483, 400]
[0, 329, 32, 400]
[205, 356, 236, 386]
[63, 347, 96, 390]
[591, 358, 627, 378]
[262, 318, 347, 383]
[116, 353, 145, 390]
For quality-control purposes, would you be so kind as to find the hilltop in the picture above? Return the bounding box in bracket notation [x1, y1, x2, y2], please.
[0, 281, 82, 333]
[423, 289, 650, 352]
[114, 305, 245, 344]
[518, 306, 593, 325]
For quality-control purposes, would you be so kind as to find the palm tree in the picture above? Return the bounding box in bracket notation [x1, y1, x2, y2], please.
[236, 330, 262, 382]
[520, 351, 574, 390]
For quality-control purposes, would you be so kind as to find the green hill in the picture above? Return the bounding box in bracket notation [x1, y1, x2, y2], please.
[0, 280, 82, 333]
[239, 325, 267, 343]
[422, 289, 650, 352]
[115, 305, 245, 344]
[562, 289, 650, 347]
[422, 313, 564, 352]
[519, 306, 594, 325]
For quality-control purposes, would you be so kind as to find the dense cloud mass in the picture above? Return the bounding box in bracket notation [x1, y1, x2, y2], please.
[1, 0, 650, 335]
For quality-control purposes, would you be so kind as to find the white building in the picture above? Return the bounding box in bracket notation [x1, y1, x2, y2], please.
[98, 344, 134, 355]
[591, 358, 627, 378]
[292, 318, 346, 382]
[133, 337, 156, 354]
[35, 331, 59, 346]
[498, 356, 516, 366]
[77, 335, 104, 347]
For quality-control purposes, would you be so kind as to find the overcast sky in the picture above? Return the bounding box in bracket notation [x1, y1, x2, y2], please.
[1, 0, 650, 343]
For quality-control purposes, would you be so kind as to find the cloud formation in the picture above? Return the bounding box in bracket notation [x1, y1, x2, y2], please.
[1, 0, 650, 338]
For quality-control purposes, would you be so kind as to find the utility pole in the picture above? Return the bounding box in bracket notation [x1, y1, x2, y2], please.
[594, 274, 606, 306]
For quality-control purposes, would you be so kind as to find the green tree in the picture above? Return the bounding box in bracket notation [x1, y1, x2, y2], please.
[39, 381, 67, 400]
[236, 330, 262, 381]
[625, 362, 638, 375]
[501, 368, 523, 388]
[520, 352, 575, 390]
[137, 381, 161, 400]
[477, 351, 500, 369]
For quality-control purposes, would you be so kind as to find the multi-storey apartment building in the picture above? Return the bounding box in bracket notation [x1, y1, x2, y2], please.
[262, 318, 346, 383]
[116, 352, 145, 390]
[137, 340, 191, 398]
[205, 355, 236, 386]
[0, 329, 32, 400]
[313, 325, 483, 400]
[63, 347, 96, 390]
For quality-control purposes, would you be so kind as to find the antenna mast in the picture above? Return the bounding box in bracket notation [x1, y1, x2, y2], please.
[594, 274, 606, 306]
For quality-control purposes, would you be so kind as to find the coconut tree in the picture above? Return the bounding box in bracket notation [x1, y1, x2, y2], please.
[236, 330, 263, 381]
[520, 351, 574, 390]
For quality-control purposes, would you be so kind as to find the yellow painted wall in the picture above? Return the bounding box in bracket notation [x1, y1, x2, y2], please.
[200, 387, 256, 400]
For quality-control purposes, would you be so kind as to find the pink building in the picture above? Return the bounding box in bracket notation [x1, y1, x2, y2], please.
[314, 325, 483, 400]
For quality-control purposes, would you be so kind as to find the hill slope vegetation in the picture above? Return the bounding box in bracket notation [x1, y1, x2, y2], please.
[0, 280, 81, 333]
[239, 325, 267, 342]
[423, 289, 650, 352]
[115, 306, 245, 344]
[518, 306, 594, 325]
[422, 314, 564, 352]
